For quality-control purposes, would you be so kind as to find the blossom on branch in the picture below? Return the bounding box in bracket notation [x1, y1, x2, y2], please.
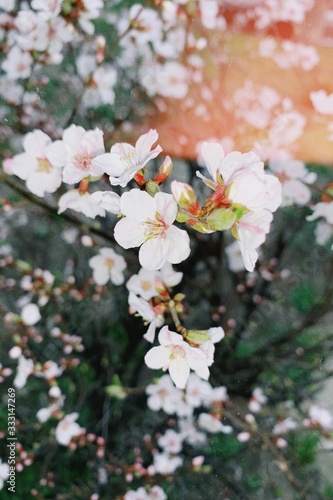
[47, 124, 105, 184]
[144, 326, 211, 389]
[93, 129, 162, 187]
[114, 189, 190, 270]
[89, 248, 126, 286]
[196, 141, 282, 271]
[11, 130, 62, 197]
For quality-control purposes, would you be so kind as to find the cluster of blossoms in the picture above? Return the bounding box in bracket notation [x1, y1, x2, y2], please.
[7, 126, 284, 390]
[2, 2, 333, 498]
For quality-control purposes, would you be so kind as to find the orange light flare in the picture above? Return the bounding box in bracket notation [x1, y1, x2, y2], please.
[131, 0, 333, 165]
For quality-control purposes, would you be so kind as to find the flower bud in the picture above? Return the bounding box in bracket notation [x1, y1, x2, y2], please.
[184, 329, 211, 345]
[154, 156, 173, 184]
[171, 181, 201, 216]
[206, 207, 237, 231]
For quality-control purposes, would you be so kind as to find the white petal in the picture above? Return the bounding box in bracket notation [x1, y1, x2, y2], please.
[165, 226, 191, 264]
[120, 189, 156, 221]
[46, 140, 67, 168]
[169, 357, 190, 389]
[92, 152, 127, 177]
[114, 218, 146, 249]
[139, 238, 166, 270]
[11, 153, 35, 180]
[23, 130, 51, 156]
[154, 192, 178, 225]
[201, 142, 224, 182]
[143, 321, 157, 343]
[62, 124, 85, 149]
[145, 346, 170, 369]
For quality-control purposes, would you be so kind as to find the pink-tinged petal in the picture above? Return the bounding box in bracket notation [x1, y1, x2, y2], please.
[114, 218, 146, 249]
[62, 165, 88, 184]
[201, 142, 224, 182]
[154, 192, 178, 225]
[135, 129, 158, 158]
[46, 140, 67, 168]
[220, 151, 264, 183]
[93, 152, 127, 177]
[23, 130, 51, 156]
[62, 124, 86, 149]
[158, 326, 184, 346]
[143, 321, 157, 343]
[11, 153, 36, 180]
[120, 189, 156, 221]
[135, 129, 162, 164]
[237, 210, 273, 250]
[165, 226, 191, 264]
[82, 128, 104, 155]
[169, 357, 190, 389]
[264, 174, 282, 211]
[145, 345, 170, 370]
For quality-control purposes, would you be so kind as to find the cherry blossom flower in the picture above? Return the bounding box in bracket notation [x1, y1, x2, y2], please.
[124, 488, 149, 500]
[144, 326, 210, 389]
[114, 189, 190, 270]
[128, 292, 164, 343]
[179, 417, 207, 446]
[0, 459, 9, 491]
[196, 141, 281, 271]
[127, 268, 159, 301]
[198, 413, 233, 434]
[58, 189, 106, 218]
[152, 452, 183, 475]
[145, 374, 183, 414]
[268, 159, 316, 206]
[11, 130, 62, 197]
[157, 429, 183, 454]
[1, 46, 33, 79]
[35, 360, 64, 380]
[47, 124, 105, 184]
[185, 373, 213, 408]
[21, 303, 41, 325]
[55, 412, 84, 446]
[307, 202, 333, 225]
[306, 405, 333, 430]
[310, 90, 333, 115]
[141, 61, 189, 99]
[126, 263, 182, 301]
[89, 248, 126, 286]
[93, 129, 162, 187]
[82, 66, 117, 108]
[13, 356, 34, 389]
[31, 0, 63, 18]
[236, 210, 274, 272]
[248, 387, 268, 413]
[273, 417, 298, 435]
